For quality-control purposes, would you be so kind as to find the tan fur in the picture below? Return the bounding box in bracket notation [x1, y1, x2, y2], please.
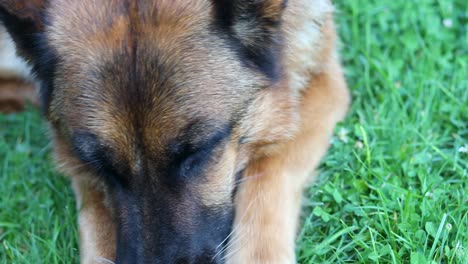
[72, 178, 116, 264]
[197, 143, 237, 208]
[227, 60, 349, 263]
[51, 129, 116, 263]
[225, 12, 350, 263]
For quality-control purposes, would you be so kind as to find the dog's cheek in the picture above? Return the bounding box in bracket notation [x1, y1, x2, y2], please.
[196, 144, 238, 208]
[239, 86, 299, 157]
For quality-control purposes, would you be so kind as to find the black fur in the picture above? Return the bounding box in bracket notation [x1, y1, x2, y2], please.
[71, 131, 131, 188]
[211, 0, 287, 81]
[114, 183, 233, 263]
[72, 124, 235, 263]
[165, 123, 232, 187]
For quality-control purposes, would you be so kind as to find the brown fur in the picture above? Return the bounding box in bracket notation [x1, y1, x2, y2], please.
[0, 77, 37, 113]
[0, 0, 350, 263]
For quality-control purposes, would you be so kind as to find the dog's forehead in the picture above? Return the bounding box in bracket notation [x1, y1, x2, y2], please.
[44, 0, 267, 159]
[46, 0, 212, 58]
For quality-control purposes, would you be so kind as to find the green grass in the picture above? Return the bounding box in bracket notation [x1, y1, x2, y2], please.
[0, 110, 78, 263]
[0, 0, 467, 263]
[298, 0, 467, 263]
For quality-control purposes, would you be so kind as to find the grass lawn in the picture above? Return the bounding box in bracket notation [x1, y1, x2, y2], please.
[0, 0, 467, 263]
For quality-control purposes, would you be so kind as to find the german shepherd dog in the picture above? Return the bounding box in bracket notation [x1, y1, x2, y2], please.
[0, 0, 350, 263]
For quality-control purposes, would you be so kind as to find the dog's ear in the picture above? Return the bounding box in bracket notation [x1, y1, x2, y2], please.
[212, 0, 287, 80]
[0, 0, 48, 61]
[0, 0, 56, 112]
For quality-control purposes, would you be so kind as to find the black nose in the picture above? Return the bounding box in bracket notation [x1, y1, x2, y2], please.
[168, 246, 228, 264]
[115, 243, 227, 264]
[113, 192, 234, 264]
[174, 251, 223, 264]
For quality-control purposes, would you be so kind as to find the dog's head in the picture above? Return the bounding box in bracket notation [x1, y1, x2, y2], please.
[0, 0, 297, 262]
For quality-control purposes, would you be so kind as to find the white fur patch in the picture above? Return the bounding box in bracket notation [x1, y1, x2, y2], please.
[0, 25, 33, 79]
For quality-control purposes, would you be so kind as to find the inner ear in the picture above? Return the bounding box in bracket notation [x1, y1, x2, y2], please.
[211, 0, 287, 80]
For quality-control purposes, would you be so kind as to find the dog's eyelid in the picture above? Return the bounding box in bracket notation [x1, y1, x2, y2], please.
[168, 125, 232, 180]
[195, 124, 233, 150]
[169, 123, 232, 155]
[178, 146, 213, 178]
[71, 131, 124, 182]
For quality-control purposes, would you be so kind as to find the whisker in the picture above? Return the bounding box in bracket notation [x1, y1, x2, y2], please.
[212, 192, 261, 261]
[232, 172, 264, 186]
[57, 159, 101, 172]
[218, 217, 253, 260]
[214, 170, 258, 251]
[214, 187, 265, 261]
[221, 193, 266, 262]
[215, 190, 260, 250]
[94, 256, 115, 264]
[214, 212, 256, 261]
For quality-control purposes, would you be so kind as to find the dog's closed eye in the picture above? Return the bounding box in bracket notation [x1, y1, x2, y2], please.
[179, 150, 207, 178]
[166, 124, 232, 183]
[70, 131, 129, 186]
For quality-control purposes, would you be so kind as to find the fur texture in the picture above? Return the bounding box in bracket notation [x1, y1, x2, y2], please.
[0, 0, 350, 263]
